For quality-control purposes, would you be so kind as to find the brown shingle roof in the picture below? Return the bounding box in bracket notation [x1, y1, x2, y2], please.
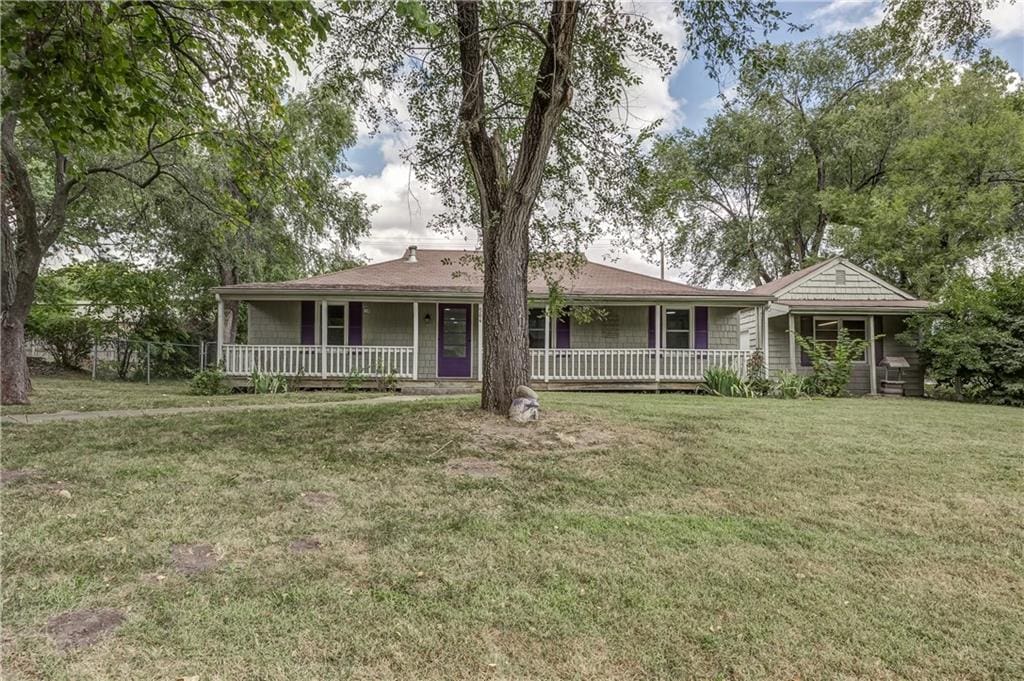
[214, 248, 763, 299]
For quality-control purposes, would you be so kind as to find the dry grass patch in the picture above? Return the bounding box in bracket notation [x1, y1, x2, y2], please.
[169, 543, 220, 576]
[443, 457, 510, 479]
[288, 537, 323, 553]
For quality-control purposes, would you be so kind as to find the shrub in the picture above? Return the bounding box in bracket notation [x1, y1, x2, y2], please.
[251, 369, 288, 394]
[27, 315, 96, 370]
[905, 270, 1024, 406]
[189, 368, 230, 395]
[703, 367, 753, 397]
[795, 328, 872, 397]
[772, 371, 812, 399]
[744, 349, 773, 396]
[374, 364, 399, 392]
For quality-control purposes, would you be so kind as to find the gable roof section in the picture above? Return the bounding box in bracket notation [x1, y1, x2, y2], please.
[747, 259, 835, 296]
[214, 248, 765, 300]
[749, 257, 918, 301]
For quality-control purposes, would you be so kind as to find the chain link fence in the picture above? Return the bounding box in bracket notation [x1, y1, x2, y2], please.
[27, 337, 218, 384]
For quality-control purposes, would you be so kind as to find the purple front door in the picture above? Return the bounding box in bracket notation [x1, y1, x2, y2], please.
[437, 304, 472, 378]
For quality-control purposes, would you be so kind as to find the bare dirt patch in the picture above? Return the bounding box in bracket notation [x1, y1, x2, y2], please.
[170, 543, 220, 576]
[300, 491, 336, 509]
[444, 457, 510, 479]
[459, 408, 635, 454]
[0, 469, 38, 486]
[289, 537, 323, 553]
[45, 608, 124, 651]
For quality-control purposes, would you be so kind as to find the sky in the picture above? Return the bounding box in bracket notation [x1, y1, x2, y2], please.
[337, 0, 1024, 283]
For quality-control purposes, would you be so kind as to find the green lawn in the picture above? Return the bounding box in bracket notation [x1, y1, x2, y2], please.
[1, 376, 376, 415]
[2, 392, 1022, 679]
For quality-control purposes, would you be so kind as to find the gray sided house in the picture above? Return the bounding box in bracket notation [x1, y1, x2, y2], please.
[212, 247, 928, 394]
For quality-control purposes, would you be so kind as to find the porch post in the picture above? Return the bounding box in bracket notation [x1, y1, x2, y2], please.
[654, 304, 661, 381]
[543, 309, 550, 382]
[787, 313, 796, 373]
[320, 300, 328, 379]
[868, 315, 877, 395]
[762, 305, 770, 375]
[412, 301, 419, 381]
[216, 294, 224, 367]
[477, 302, 483, 382]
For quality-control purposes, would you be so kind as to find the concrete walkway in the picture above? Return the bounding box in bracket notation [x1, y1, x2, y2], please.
[1, 393, 473, 426]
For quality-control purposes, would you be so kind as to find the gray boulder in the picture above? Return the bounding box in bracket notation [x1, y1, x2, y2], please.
[508, 397, 540, 423]
[515, 384, 539, 400]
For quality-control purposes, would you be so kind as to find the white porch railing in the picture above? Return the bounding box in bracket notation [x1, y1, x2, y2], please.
[222, 344, 748, 382]
[529, 348, 749, 381]
[222, 344, 414, 379]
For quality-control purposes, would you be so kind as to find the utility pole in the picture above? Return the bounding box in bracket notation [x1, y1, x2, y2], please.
[660, 241, 666, 280]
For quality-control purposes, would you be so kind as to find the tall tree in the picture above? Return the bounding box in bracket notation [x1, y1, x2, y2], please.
[828, 56, 1024, 297]
[331, 0, 797, 413]
[1, 1, 326, 404]
[641, 19, 1021, 292]
[130, 84, 371, 343]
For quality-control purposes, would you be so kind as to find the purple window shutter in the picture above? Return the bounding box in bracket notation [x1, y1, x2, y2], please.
[799, 315, 813, 366]
[694, 306, 709, 349]
[648, 306, 656, 348]
[874, 315, 884, 366]
[556, 313, 571, 349]
[300, 301, 315, 345]
[348, 302, 363, 346]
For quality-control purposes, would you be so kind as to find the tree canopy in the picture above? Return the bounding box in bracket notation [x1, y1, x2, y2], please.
[1, 0, 329, 403]
[640, 28, 1023, 296]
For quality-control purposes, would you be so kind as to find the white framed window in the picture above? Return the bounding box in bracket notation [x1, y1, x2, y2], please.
[326, 304, 345, 345]
[528, 308, 546, 349]
[663, 307, 691, 349]
[813, 317, 866, 362]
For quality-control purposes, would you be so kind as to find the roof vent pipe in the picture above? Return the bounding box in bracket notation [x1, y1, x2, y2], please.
[406, 245, 418, 263]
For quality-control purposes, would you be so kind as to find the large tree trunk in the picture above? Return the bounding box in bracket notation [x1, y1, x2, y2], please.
[456, 0, 579, 414]
[480, 215, 531, 412]
[1, 112, 65, 405]
[218, 261, 240, 343]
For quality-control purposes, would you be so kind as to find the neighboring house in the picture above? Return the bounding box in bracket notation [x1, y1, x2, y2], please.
[212, 247, 927, 394]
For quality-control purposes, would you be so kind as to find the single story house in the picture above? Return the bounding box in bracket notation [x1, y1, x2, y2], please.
[212, 247, 928, 394]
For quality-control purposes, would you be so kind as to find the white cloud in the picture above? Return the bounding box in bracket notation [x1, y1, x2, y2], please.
[700, 84, 739, 112]
[809, 0, 885, 33]
[984, 0, 1024, 39]
[347, 160, 476, 264]
[612, 1, 689, 133]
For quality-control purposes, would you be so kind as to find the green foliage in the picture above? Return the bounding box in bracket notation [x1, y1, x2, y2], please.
[68, 261, 192, 378]
[250, 370, 289, 395]
[2, 1, 326, 153]
[189, 368, 230, 396]
[743, 349, 773, 395]
[26, 271, 99, 370]
[373, 365, 399, 393]
[796, 328, 873, 397]
[906, 270, 1024, 406]
[703, 367, 754, 398]
[342, 371, 367, 393]
[640, 30, 1023, 296]
[771, 371, 813, 399]
[329, 1, 792, 272]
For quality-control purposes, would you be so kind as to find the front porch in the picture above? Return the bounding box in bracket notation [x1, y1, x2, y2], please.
[215, 297, 762, 388]
[220, 343, 751, 384]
